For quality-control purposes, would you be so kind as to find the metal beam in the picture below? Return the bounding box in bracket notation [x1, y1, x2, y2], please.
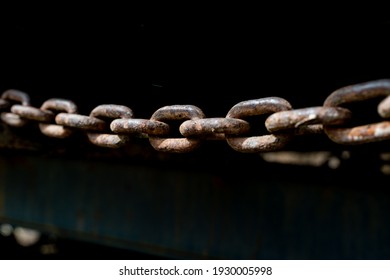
[0, 153, 389, 259]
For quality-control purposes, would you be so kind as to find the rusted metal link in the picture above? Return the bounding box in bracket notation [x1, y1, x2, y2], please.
[323, 79, 390, 144]
[324, 122, 390, 144]
[11, 105, 55, 122]
[38, 124, 73, 138]
[148, 137, 202, 153]
[150, 105, 205, 121]
[0, 90, 31, 127]
[294, 124, 324, 135]
[87, 104, 133, 148]
[87, 134, 130, 148]
[227, 134, 292, 153]
[55, 113, 107, 131]
[39, 99, 78, 138]
[378, 95, 390, 118]
[89, 104, 134, 119]
[226, 97, 292, 119]
[179, 118, 250, 140]
[265, 106, 352, 134]
[149, 105, 205, 153]
[40, 98, 78, 114]
[0, 112, 29, 127]
[225, 97, 293, 152]
[1, 89, 30, 106]
[323, 79, 390, 108]
[0, 79, 389, 152]
[110, 119, 170, 136]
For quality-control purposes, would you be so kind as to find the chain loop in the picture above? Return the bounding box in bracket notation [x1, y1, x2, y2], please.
[225, 97, 293, 153]
[86, 104, 133, 148]
[0, 79, 389, 152]
[323, 79, 390, 144]
[90, 104, 134, 119]
[39, 99, 78, 138]
[148, 105, 205, 153]
[0, 112, 29, 127]
[11, 105, 55, 122]
[265, 106, 352, 134]
[179, 118, 250, 140]
[55, 113, 107, 131]
[1, 89, 30, 106]
[0, 90, 31, 127]
[110, 119, 170, 136]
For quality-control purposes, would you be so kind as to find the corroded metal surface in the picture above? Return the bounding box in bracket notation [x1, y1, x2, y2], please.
[0, 80, 388, 152]
[11, 105, 54, 122]
[40, 99, 78, 114]
[226, 97, 292, 119]
[0, 90, 31, 127]
[1, 89, 30, 106]
[55, 113, 107, 131]
[265, 107, 352, 133]
[149, 105, 205, 153]
[180, 118, 250, 139]
[87, 104, 133, 148]
[0, 112, 29, 127]
[323, 79, 390, 144]
[324, 122, 390, 144]
[39, 99, 78, 138]
[225, 97, 292, 152]
[226, 134, 291, 153]
[323, 79, 390, 108]
[86, 133, 130, 148]
[89, 104, 134, 119]
[110, 119, 170, 135]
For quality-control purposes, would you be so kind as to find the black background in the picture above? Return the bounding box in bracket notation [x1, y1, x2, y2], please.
[1, 6, 389, 117]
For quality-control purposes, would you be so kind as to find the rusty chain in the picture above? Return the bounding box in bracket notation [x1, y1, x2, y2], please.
[0, 79, 389, 153]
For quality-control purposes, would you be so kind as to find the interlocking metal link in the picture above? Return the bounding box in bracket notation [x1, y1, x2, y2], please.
[39, 99, 78, 138]
[110, 119, 170, 136]
[0, 89, 31, 127]
[0, 79, 389, 153]
[55, 113, 107, 131]
[225, 97, 293, 152]
[180, 118, 250, 140]
[11, 105, 54, 122]
[265, 106, 352, 134]
[323, 79, 390, 144]
[86, 104, 134, 148]
[1, 89, 30, 106]
[148, 105, 205, 153]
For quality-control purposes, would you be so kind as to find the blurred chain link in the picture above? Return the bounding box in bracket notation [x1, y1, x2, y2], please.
[0, 79, 389, 153]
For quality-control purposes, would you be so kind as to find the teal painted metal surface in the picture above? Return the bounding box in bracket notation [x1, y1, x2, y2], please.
[0, 153, 389, 259]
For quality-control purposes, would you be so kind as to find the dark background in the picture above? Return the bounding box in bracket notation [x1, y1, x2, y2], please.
[1, 7, 389, 117]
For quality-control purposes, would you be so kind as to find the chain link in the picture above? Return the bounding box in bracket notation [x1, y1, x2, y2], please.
[225, 97, 293, 153]
[148, 105, 205, 153]
[0, 79, 389, 153]
[38, 99, 78, 138]
[180, 118, 250, 140]
[86, 104, 133, 148]
[323, 79, 390, 144]
[0, 89, 31, 127]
